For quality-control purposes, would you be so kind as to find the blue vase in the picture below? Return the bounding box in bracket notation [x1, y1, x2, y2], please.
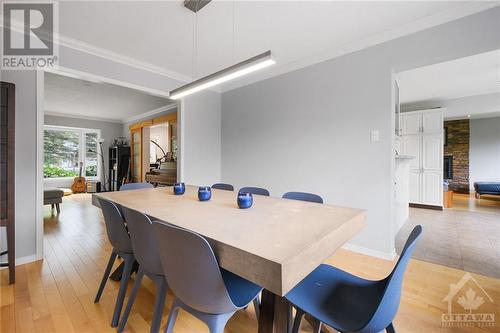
[237, 192, 253, 209]
[198, 186, 212, 201]
[173, 182, 185, 195]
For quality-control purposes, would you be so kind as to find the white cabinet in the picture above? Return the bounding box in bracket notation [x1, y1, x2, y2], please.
[402, 113, 422, 135]
[401, 109, 444, 207]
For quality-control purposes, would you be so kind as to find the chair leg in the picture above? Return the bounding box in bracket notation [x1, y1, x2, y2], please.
[291, 309, 305, 333]
[164, 298, 181, 333]
[150, 277, 168, 333]
[111, 254, 134, 327]
[287, 304, 293, 333]
[56, 203, 60, 214]
[94, 251, 117, 303]
[117, 269, 144, 333]
[386, 322, 396, 333]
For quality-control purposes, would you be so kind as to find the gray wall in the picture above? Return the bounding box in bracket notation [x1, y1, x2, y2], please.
[470, 117, 500, 187]
[44, 114, 124, 188]
[180, 90, 222, 186]
[221, 7, 500, 257]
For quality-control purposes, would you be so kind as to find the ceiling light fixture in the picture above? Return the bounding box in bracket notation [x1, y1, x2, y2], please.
[169, 51, 275, 99]
[169, 0, 275, 99]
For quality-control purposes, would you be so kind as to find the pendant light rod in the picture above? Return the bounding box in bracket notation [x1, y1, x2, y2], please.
[169, 50, 275, 100]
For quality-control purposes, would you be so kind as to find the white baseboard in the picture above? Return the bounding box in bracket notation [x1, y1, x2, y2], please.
[342, 243, 397, 261]
[15, 255, 42, 266]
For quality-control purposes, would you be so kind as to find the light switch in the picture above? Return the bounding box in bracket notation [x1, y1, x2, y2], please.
[371, 130, 380, 142]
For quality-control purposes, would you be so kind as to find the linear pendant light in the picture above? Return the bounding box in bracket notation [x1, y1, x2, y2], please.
[169, 50, 275, 99]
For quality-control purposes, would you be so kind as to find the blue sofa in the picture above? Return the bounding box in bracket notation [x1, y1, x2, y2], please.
[474, 182, 500, 198]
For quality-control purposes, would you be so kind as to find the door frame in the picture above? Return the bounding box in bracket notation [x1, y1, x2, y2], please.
[35, 66, 179, 261]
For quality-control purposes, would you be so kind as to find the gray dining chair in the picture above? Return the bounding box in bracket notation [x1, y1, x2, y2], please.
[152, 221, 262, 333]
[118, 207, 168, 333]
[120, 182, 154, 191]
[239, 186, 270, 196]
[95, 198, 135, 327]
[212, 183, 234, 191]
[282, 191, 323, 204]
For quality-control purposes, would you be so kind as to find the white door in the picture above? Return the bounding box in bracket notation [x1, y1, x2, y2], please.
[422, 171, 442, 206]
[402, 113, 422, 135]
[422, 134, 442, 171]
[409, 170, 421, 203]
[403, 136, 421, 169]
[423, 112, 443, 134]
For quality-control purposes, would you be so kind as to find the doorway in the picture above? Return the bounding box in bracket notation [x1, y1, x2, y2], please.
[394, 49, 500, 278]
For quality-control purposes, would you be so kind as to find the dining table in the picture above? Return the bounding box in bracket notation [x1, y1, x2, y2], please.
[92, 185, 366, 333]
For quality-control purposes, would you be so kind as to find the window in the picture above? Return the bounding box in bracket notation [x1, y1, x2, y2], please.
[44, 126, 101, 179]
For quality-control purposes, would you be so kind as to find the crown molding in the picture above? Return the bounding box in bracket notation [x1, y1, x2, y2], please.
[56, 34, 192, 84]
[44, 110, 124, 124]
[123, 103, 178, 124]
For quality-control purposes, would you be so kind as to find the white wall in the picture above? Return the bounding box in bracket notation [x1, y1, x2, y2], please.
[44, 114, 124, 188]
[470, 117, 500, 187]
[0, 70, 38, 261]
[180, 90, 221, 186]
[221, 7, 500, 258]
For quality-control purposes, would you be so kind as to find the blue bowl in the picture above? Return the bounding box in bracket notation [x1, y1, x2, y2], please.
[198, 186, 212, 201]
[173, 182, 185, 195]
[237, 192, 253, 209]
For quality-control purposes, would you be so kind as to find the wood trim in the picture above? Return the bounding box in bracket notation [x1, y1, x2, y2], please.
[152, 113, 177, 125]
[409, 203, 443, 211]
[130, 127, 143, 182]
[129, 120, 152, 130]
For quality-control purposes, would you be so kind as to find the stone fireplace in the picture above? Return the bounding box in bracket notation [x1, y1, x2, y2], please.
[444, 119, 470, 193]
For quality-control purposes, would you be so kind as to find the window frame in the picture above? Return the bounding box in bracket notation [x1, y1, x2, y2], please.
[43, 125, 102, 181]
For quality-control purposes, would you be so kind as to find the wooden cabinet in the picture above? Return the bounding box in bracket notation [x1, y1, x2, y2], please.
[0, 82, 15, 283]
[401, 109, 444, 208]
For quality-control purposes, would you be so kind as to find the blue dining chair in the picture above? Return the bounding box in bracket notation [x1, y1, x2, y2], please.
[212, 183, 235, 191]
[120, 182, 154, 191]
[95, 198, 135, 327]
[282, 191, 323, 204]
[152, 221, 263, 333]
[118, 207, 168, 333]
[286, 225, 422, 333]
[239, 186, 270, 196]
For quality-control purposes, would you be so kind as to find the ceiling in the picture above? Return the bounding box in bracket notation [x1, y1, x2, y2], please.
[397, 49, 500, 104]
[44, 72, 171, 122]
[57, 1, 499, 93]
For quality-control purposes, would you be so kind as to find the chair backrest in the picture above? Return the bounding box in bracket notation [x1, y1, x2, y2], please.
[282, 191, 323, 204]
[360, 225, 422, 333]
[239, 186, 270, 196]
[120, 182, 154, 191]
[212, 183, 234, 191]
[121, 207, 164, 276]
[152, 221, 237, 314]
[98, 198, 133, 254]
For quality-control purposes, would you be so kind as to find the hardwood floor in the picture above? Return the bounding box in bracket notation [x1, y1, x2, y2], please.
[452, 193, 500, 214]
[1, 193, 499, 332]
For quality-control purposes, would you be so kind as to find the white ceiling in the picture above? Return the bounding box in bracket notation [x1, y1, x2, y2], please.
[397, 49, 500, 104]
[57, 1, 500, 93]
[44, 72, 171, 122]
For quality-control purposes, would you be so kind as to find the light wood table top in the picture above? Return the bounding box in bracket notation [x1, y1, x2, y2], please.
[92, 186, 365, 296]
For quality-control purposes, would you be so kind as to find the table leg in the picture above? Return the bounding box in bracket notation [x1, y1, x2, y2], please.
[258, 289, 290, 333]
